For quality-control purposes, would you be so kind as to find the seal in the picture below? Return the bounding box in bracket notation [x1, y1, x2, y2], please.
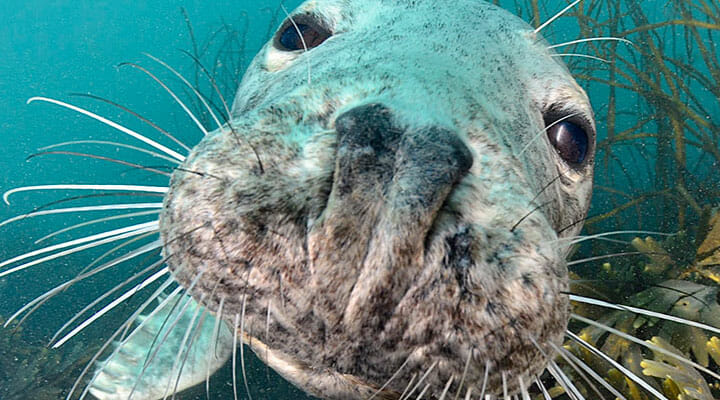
[0, 0, 598, 399]
[159, 0, 595, 398]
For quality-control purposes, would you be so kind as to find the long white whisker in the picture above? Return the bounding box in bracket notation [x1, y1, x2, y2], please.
[566, 330, 669, 400]
[546, 360, 584, 400]
[546, 341, 609, 400]
[479, 360, 490, 399]
[49, 245, 163, 342]
[549, 342, 627, 400]
[280, 5, 312, 85]
[36, 210, 160, 244]
[40, 140, 184, 164]
[143, 53, 225, 132]
[534, 0, 581, 34]
[438, 375, 455, 400]
[53, 266, 169, 348]
[501, 371, 508, 400]
[534, 376, 552, 400]
[27, 97, 185, 161]
[400, 361, 437, 400]
[368, 352, 413, 400]
[4, 240, 160, 328]
[517, 112, 583, 158]
[164, 294, 205, 400]
[232, 312, 240, 400]
[569, 294, 720, 335]
[0, 221, 158, 278]
[3, 184, 167, 205]
[518, 376, 530, 400]
[415, 383, 431, 400]
[547, 36, 633, 50]
[549, 230, 674, 246]
[571, 313, 720, 381]
[398, 373, 417, 400]
[239, 293, 253, 400]
[551, 53, 609, 63]
[207, 296, 225, 398]
[172, 308, 209, 400]
[0, 203, 162, 228]
[453, 349, 473, 400]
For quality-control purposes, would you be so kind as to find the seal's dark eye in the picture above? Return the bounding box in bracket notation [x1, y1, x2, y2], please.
[546, 120, 589, 165]
[276, 19, 332, 52]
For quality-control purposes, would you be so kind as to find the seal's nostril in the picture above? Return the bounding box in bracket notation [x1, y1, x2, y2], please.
[335, 103, 403, 155]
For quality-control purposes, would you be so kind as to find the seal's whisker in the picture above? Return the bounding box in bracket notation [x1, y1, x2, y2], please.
[478, 360, 490, 399]
[547, 230, 674, 247]
[551, 53, 609, 63]
[545, 360, 584, 400]
[367, 351, 414, 400]
[4, 241, 161, 329]
[533, 376, 551, 400]
[232, 312, 240, 400]
[0, 202, 162, 228]
[545, 341, 608, 400]
[400, 361, 437, 400]
[501, 371, 508, 399]
[179, 49, 234, 125]
[414, 383, 431, 400]
[171, 308, 210, 400]
[550, 342, 626, 400]
[36, 210, 160, 244]
[547, 36, 633, 50]
[516, 112, 582, 158]
[566, 251, 646, 266]
[518, 376, 530, 400]
[53, 266, 170, 349]
[510, 200, 552, 232]
[565, 330, 670, 400]
[0, 221, 158, 278]
[49, 247, 164, 343]
[26, 96, 186, 161]
[119, 62, 210, 137]
[72, 280, 180, 400]
[534, 0, 581, 34]
[452, 348, 473, 400]
[67, 93, 193, 152]
[462, 387, 472, 400]
[280, 5, 312, 86]
[42, 139, 183, 164]
[239, 292, 254, 400]
[126, 282, 200, 399]
[437, 374, 454, 400]
[207, 296, 226, 398]
[3, 184, 168, 206]
[571, 313, 720, 381]
[27, 150, 172, 176]
[568, 294, 720, 335]
[164, 293, 205, 399]
[398, 372, 417, 400]
[143, 53, 226, 133]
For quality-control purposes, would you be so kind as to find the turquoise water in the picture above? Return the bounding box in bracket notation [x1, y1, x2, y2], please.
[0, 0, 718, 399]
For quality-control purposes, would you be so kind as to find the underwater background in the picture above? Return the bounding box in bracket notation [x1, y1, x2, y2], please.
[0, 0, 719, 399]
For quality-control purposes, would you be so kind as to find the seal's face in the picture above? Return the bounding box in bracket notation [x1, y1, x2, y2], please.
[160, 0, 595, 398]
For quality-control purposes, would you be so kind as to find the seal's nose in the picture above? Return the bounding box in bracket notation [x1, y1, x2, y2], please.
[333, 103, 472, 198]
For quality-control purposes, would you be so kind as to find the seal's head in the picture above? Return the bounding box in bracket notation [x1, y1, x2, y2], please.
[161, 0, 595, 397]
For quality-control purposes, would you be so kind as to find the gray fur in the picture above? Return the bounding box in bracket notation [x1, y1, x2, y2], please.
[160, 0, 595, 398]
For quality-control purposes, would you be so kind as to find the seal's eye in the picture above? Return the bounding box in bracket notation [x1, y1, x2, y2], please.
[275, 17, 332, 52]
[546, 120, 589, 165]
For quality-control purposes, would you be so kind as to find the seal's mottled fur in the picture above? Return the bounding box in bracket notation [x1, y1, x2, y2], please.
[161, 0, 595, 398]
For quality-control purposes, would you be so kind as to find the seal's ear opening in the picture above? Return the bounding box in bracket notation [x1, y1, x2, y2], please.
[274, 13, 333, 52]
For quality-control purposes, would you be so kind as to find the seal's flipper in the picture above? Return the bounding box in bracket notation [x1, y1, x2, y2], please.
[88, 293, 233, 400]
